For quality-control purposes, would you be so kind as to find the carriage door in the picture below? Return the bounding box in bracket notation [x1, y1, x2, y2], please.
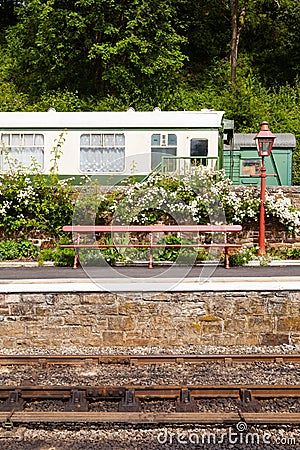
[190, 139, 208, 166]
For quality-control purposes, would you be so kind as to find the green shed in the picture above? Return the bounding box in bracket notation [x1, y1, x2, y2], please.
[224, 133, 296, 186]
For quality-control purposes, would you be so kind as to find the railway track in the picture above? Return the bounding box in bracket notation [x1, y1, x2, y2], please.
[1, 384, 300, 425]
[1, 354, 300, 426]
[0, 353, 300, 366]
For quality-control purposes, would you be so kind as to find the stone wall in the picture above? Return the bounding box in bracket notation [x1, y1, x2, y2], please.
[1, 291, 299, 349]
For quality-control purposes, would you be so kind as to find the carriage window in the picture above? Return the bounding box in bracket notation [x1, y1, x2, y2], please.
[80, 133, 125, 172]
[151, 134, 177, 171]
[1, 133, 44, 170]
[190, 139, 208, 166]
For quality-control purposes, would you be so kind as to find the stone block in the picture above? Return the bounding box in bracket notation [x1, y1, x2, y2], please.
[212, 334, 237, 346]
[9, 305, 36, 316]
[50, 309, 76, 318]
[96, 302, 120, 315]
[248, 316, 274, 333]
[72, 336, 103, 347]
[22, 294, 48, 304]
[91, 318, 108, 330]
[54, 294, 81, 306]
[201, 322, 223, 335]
[102, 331, 125, 345]
[288, 292, 300, 301]
[118, 301, 155, 316]
[124, 336, 152, 346]
[0, 323, 26, 338]
[64, 315, 96, 326]
[144, 292, 172, 302]
[108, 317, 135, 331]
[224, 318, 248, 333]
[205, 300, 234, 318]
[25, 324, 46, 337]
[35, 307, 50, 316]
[82, 293, 117, 304]
[277, 317, 300, 332]
[29, 326, 71, 339]
[261, 333, 289, 346]
[266, 300, 288, 315]
[46, 317, 65, 326]
[288, 334, 300, 345]
[4, 294, 21, 304]
[67, 326, 95, 340]
[0, 338, 18, 348]
[286, 302, 300, 316]
[232, 297, 266, 316]
[234, 333, 261, 346]
[19, 316, 43, 323]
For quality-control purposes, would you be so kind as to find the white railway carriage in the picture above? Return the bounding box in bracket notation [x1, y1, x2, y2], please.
[0, 109, 226, 181]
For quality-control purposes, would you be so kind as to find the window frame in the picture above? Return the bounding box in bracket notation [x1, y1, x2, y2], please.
[79, 132, 126, 173]
[151, 133, 177, 171]
[0, 132, 45, 171]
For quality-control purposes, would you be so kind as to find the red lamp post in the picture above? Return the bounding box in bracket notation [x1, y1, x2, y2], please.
[254, 122, 276, 254]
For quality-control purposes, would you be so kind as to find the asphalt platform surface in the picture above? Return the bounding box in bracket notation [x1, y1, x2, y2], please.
[1, 264, 300, 280]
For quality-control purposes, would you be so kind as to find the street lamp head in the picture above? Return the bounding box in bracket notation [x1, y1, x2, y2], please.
[254, 121, 276, 157]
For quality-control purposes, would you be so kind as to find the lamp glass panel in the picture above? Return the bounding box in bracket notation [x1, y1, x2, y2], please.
[257, 139, 272, 156]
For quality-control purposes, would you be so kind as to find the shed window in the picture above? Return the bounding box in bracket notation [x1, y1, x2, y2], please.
[151, 134, 177, 171]
[241, 159, 261, 176]
[1, 133, 44, 170]
[80, 133, 125, 173]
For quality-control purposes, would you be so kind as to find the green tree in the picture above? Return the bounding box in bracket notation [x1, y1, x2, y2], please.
[0, 0, 21, 41]
[179, 0, 230, 71]
[241, 0, 300, 86]
[4, 0, 187, 104]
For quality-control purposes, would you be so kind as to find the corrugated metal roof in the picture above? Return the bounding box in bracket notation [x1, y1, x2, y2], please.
[224, 133, 296, 150]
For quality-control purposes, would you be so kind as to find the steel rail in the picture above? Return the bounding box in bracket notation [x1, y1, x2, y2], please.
[1, 412, 300, 425]
[0, 354, 299, 366]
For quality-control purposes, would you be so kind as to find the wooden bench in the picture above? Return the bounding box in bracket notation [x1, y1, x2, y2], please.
[61, 224, 242, 269]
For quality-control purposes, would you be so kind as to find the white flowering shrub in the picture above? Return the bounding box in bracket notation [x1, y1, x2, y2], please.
[0, 167, 75, 237]
[0, 159, 299, 249]
[265, 191, 300, 234]
[0, 137, 75, 238]
[94, 167, 300, 236]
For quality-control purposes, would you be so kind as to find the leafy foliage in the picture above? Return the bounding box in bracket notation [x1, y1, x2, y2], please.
[0, 140, 75, 238]
[3, 0, 187, 104]
[0, 238, 38, 260]
[0, 0, 299, 180]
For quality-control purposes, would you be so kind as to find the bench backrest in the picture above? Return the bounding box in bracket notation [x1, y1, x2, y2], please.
[63, 225, 242, 233]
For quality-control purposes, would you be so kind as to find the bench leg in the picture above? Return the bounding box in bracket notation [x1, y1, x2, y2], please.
[73, 234, 80, 269]
[149, 232, 153, 269]
[73, 252, 79, 269]
[224, 247, 230, 269]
